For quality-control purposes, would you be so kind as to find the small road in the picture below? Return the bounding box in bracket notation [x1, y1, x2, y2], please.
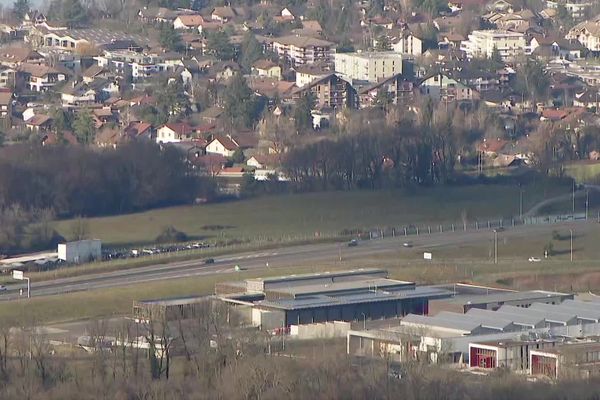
[0, 220, 591, 301]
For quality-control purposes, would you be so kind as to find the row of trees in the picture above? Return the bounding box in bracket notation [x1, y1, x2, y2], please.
[0, 142, 214, 218]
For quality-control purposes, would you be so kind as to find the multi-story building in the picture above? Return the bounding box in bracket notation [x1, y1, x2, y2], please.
[269, 35, 335, 67]
[292, 73, 357, 109]
[546, 0, 591, 20]
[419, 73, 479, 102]
[567, 17, 600, 53]
[95, 50, 180, 81]
[460, 30, 526, 61]
[392, 34, 423, 56]
[358, 73, 414, 108]
[334, 52, 403, 83]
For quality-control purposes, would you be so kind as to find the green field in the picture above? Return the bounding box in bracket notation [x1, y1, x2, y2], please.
[53, 183, 570, 247]
[565, 161, 600, 183]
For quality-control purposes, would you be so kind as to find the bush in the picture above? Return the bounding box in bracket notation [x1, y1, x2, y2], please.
[155, 226, 188, 244]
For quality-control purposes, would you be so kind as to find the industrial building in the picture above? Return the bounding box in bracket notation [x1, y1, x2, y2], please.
[530, 341, 600, 379]
[57, 239, 102, 264]
[132, 296, 209, 323]
[216, 269, 452, 330]
[347, 296, 600, 365]
[469, 339, 562, 371]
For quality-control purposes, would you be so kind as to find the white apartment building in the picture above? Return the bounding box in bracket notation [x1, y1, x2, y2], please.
[334, 52, 403, 83]
[546, 0, 591, 20]
[392, 34, 423, 56]
[461, 30, 525, 61]
[270, 35, 335, 67]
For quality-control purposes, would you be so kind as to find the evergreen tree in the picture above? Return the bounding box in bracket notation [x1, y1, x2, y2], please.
[239, 32, 263, 72]
[62, 0, 87, 28]
[159, 22, 182, 51]
[12, 0, 29, 19]
[223, 73, 263, 129]
[72, 109, 96, 145]
[375, 35, 391, 51]
[293, 93, 315, 133]
[206, 31, 235, 61]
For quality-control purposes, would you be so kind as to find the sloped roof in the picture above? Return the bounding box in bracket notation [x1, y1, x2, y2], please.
[175, 14, 206, 27]
[211, 135, 239, 151]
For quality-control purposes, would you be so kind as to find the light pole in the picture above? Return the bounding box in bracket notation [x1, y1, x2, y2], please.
[572, 180, 576, 214]
[361, 313, 366, 330]
[519, 188, 524, 220]
[586, 190, 589, 220]
[569, 229, 573, 262]
[493, 229, 498, 264]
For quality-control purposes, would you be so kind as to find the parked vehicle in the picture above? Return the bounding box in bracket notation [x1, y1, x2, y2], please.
[528, 257, 541, 262]
[402, 242, 413, 248]
[0, 285, 7, 292]
[347, 239, 358, 247]
[204, 258, 215, 264]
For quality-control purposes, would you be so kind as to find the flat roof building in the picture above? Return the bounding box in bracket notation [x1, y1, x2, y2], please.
[334, 52, 403, 83]
[216, 269, 451, 330]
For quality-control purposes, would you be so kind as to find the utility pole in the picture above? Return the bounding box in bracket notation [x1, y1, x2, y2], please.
[586, 190, 589, 220]
[570, 229, 574, 263]
[519, 187, 524, 220]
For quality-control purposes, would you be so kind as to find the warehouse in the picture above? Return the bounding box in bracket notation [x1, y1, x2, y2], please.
[58, 239, 101, 264]
[469, 339, 562, 371]
[216, 269, 452, 330]
[133, 296, 209, 323]
[530, 341, 600, 379]
[428, 288, 573, 315]
[347, 298, 600, 366]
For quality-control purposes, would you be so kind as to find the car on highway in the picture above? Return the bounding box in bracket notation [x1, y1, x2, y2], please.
[528, 257, 541, 262]
[204, 258, 215, 264]
[0, 285, 7, 292]
[402, 242, 413, 248]
[347, 239, 358, 247]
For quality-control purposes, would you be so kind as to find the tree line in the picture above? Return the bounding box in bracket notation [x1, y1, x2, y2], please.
[0, 142, 214, 218]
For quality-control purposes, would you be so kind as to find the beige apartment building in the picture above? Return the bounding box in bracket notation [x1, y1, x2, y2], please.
[334, 52, 403, 83]
[460, 30, 525, 61]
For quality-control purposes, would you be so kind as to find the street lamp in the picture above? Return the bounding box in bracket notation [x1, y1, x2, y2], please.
[361, 312, 367, 330]
[569, 229, 574, 263]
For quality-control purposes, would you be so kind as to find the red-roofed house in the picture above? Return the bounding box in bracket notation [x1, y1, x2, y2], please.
[206, 135, 239, 157]
[125, 121, 154, 140]
[217, 166, 246, 177]
[173, 15, 206, 30]
[156, 123, 194, 143]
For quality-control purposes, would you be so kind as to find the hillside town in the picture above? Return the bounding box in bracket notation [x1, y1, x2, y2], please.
[0, 0, 599, 188]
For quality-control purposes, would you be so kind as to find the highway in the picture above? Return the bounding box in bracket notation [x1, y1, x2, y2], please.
[0, 220, 591, 301]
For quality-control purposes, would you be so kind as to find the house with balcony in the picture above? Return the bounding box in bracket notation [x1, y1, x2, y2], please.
[17, 63, 66, 92]
[268, 35, 336, 67]
[292, 73, 357, 109]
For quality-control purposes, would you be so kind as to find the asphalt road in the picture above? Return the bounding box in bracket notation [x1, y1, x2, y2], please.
[0, 221, 591, 301]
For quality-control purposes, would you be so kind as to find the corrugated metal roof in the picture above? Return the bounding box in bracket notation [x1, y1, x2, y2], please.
[498, 305, 577, 324]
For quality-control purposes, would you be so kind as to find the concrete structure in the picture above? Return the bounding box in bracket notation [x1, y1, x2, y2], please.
[531, 341, 600, 379]
[133, 296, 209, 323]
[334, 52, 403, 83]
[216, 269, 452, 330]
[57, 240, 101, 264]
[460, 30, 526, 61]
[346, 296, 600, 366]
[469, 339, 561, 370]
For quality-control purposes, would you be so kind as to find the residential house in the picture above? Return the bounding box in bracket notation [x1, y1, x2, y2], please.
[25, 114, 52, 132]
[438, 33, 465, 49]
[211, 6, 238, 22]
[0, 90, 11, 129]
[124, 121, 154, 140]
[156, 123, 194, 144]
[567, 17, 600, 53]
[18, 63, 67, 92]
[419, 73, 479, 102]
[0, 67, 16, 88]
[461, 30, 526, 60]
[206, 135, 240, 157]
[173, 15, 206, 30]
[95, 126, 123, 148]
[0, 47, 44, 68]
[335, 52, 403, 83]
[393, 34, 423, 56]
[274, 8, 296, 23]
[529, 35, 585, 60]
[248, 77, 296, 101]
[268, 35, 336, 67]
[246, 154, 281, 169]
[573, 89, 600, 109]
[252, 60, 282, 80]
[454, 69, 500, 92]
[217, 167, 246, 178]
[292, 73, 357, 109]
[199, 106, 225, 124]
[138, 7, 178, 24]
[82, 65, 111, 83]
[297, 20, 323, 36]
[41, 131, 78, 146]
[358, 74, 414, 108]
